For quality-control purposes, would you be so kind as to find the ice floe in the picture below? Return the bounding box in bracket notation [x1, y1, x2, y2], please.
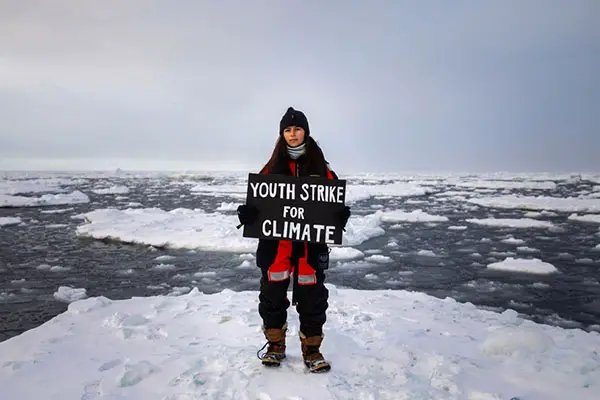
[487, 258, 558, 275]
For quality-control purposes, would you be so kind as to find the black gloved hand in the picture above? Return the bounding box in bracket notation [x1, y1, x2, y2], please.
[236, 204, 259, 228]
[337, 205, 351, 231]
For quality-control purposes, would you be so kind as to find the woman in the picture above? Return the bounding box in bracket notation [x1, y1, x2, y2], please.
[237, 107, 350, 373]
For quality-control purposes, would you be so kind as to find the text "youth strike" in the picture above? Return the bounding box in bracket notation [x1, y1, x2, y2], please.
[249, 181, 345, 243]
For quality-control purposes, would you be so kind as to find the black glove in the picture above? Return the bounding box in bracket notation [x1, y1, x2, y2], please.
[236, 204, 259, 228]
[337, 206, 351, 231]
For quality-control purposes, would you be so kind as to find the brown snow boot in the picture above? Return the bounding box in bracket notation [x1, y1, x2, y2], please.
[258, 323, 287, 367]
[299, 331, 331, 373]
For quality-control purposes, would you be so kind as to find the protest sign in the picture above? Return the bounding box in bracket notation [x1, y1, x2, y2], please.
[242, 173, 347, 244]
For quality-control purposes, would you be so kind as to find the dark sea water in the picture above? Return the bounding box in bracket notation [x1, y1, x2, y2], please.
[1, 171, 600, 342]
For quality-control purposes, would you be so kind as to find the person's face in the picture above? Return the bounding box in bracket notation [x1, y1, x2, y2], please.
[282, 126, 305, 147]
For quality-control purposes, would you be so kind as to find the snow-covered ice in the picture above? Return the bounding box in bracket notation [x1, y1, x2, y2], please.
[0, 190, 89, 208]
[467, 195, 600, 213]
[92, 185, 130, 195]
[37, 264, 71, 272]
[568, 213, 600, 224]
[75, 207, 383, 251]
[189, 183, 246, 199]
[0, 178, 72, 195]
[40, 207, 74, 214]
[155, 255, 176, 262]
[365, 254, 393, 263]
[0, 217, 22, 227]
[405, 198, 428, 204]
[379, 209, 449, 223]
[152, 264, 176, 271]
[532, 282, 551, 289]
[501, 237, 526, 245]
[516, 246, 540, 254]
[329, 247, 364, 261]
[53, 286, 88, 303]
[523, 211, 542, 218]
[340, 212, 385, 246]
[447, 178, 557, 190]
[487, 258, 558, 275]
[490, 251, 516, 258]
[1, 287, 598, 399]
[46, 223, 68, 228]
[236, 260, 253, 269]
[168, 286, 192, 296]
[466, 218, 555, 229]
[345, 182, 433, 203]
[435, 190, 474, 197]
[521, 210, 558, 219]
[386, 239, 399, 249]
[216, 202, 241, 211]
[76, 207, 256, 252]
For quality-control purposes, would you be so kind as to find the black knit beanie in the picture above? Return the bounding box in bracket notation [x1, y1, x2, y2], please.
[279, 107, 310, 137]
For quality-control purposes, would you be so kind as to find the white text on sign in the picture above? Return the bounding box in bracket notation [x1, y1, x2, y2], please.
[283, 205, 305, 219]
[261, 220, 336, 243]
[249, 182, 344, 203]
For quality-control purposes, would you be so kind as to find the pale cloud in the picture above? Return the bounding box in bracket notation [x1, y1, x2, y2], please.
[0, 0, 598, 173]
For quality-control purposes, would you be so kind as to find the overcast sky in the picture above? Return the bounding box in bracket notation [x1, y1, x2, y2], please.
[1, 1, 598, 173]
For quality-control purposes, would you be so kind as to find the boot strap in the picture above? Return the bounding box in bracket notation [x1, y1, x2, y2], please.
[257, 340, 286, 360]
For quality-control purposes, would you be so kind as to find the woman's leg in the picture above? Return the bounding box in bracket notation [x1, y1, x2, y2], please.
[295, 268, 331, 372]
[295, 268, 329, 336]
[257, 271, 291, 366]
[258, 273, 290, 329]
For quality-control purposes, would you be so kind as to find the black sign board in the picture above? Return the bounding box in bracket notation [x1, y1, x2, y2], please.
[242, 173, 347, 244]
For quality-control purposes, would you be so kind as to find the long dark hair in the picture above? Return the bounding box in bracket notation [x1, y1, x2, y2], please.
[260, 136, 329, 177]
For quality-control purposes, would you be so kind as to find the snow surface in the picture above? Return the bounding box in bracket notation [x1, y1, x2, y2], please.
[467, 195, 600, 213]
[0, 190, 89, 208]
[0, 217, 21, 227]
[1, 287, 598, 399]
[487, 258, 558, 275]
